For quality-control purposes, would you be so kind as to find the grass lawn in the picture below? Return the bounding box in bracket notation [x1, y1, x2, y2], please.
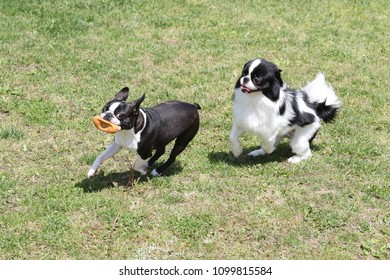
[0, 0, 389, 259]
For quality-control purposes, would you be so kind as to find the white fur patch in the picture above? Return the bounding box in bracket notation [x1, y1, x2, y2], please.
[249, 58, 262, 73]
[232, 87, 292, 140]
[114, 109, 147, 152]
[303, 72, 340, 107]
[101, 102, 121, 125]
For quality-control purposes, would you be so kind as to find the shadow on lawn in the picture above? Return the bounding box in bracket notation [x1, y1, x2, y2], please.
[208, 142, 321, 166]
[75, 162, 183, 193]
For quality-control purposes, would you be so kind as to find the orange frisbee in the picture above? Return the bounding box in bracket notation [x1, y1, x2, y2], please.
[92, 116, 121, 134]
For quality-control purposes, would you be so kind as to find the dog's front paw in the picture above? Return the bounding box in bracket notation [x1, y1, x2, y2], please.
[134, 163, 148, 175]
[136, 167, 147, 175]
[151, 169, 161, 177]
[87, 169, 96, 178]
[232, 146, 243, 158]
[133, 159, 149, 175]
[287, 156, 303, 164]
[248, 149, 265, 157]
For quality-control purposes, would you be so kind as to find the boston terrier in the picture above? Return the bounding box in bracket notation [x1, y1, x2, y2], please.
[88, 87, 201, 177]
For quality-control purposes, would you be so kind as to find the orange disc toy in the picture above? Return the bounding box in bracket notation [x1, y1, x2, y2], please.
[92, 116, 121, 134]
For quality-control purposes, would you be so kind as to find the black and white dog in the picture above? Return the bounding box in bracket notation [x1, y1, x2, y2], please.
[88, 87, 200, 177]
[230, 58, 340, 163]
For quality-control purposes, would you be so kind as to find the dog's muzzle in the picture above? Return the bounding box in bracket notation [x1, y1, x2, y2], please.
[102, 113, 113, 121]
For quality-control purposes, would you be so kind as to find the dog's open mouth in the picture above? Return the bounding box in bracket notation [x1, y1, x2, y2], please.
[240, 85, 252, 93]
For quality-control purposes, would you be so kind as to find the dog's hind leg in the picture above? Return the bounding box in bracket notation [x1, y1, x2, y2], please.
[146, 147, 166, 168]
[151, 128, 198, 176]
[288, 123, 320, 163]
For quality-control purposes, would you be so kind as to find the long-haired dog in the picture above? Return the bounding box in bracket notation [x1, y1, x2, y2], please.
[230, 58, 341, 163]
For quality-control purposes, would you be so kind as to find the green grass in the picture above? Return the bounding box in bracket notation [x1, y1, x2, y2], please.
[0, 0, 389, 259]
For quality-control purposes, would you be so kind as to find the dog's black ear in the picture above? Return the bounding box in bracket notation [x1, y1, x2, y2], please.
[115, 87, 129, 101]
[266, 69, 282, 101]
[133, 93, 145, 109]
[259, 66, 282, 102]
[275, 69, 283, 86]
[130, 93, 145, 116]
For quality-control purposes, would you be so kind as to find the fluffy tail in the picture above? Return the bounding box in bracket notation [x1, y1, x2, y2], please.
[302, 73, 341, 122]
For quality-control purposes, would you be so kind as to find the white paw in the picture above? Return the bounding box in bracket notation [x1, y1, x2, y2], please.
[134, 165, 147, 175]
[151, 169, 160, 177]
[288, 155, 306, 164]
[248, 149, 265, 157]
[87, 169, 96, 178]
[288, 150, 312, 164]
[136, 167, 147, 175]
[134, 159, 150, 175]
[232, 147, 243, 158]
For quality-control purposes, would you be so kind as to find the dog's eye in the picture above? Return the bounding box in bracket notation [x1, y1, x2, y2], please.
[116, 113, 125, 120]
[253, 77, 261, 84]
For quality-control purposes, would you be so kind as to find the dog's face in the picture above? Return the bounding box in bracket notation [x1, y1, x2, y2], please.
[101, 87, 145, 130]
[236, 58, 284, 101]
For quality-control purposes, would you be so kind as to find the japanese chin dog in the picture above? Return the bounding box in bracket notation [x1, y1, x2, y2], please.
[230, 58, 341, 163]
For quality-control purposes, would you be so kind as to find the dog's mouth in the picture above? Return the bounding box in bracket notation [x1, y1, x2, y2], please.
[240, 85, 257, 93]
[109, 119, 121, 126]
[101, 114, 121, 126]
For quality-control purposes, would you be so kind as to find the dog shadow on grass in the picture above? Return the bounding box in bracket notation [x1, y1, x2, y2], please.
[208, 142, 321, 166]
[75, 162, 183, 193]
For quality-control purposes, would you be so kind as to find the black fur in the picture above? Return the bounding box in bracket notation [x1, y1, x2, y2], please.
[287, 90, 316, 127]
[138, 101, 200, 174]
[311, 100, 339, 123]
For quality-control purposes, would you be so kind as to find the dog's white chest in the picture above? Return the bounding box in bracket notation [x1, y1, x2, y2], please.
[114, 129, 141, 152]
[114, 109, 146, 153]
[233, 91, 275, 135]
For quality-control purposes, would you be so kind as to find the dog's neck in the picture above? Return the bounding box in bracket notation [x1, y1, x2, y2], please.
[134, 109, 146, 134]
[240, 87, 278, 101]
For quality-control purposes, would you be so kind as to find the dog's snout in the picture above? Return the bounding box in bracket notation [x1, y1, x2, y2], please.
[103, 113, 113, 121]
[243, 77, 249, 84]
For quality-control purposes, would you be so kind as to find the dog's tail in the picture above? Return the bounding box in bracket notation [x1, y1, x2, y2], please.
[302, 73, 341, 122]
[193, 103, 201, 110]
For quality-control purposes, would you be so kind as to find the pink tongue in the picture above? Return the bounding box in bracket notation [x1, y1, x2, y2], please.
[240, 85, 250, 92]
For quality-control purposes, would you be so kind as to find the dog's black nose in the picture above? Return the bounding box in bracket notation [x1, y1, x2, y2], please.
[103, 113, 113, 121]
[243, 77, 249, 84]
